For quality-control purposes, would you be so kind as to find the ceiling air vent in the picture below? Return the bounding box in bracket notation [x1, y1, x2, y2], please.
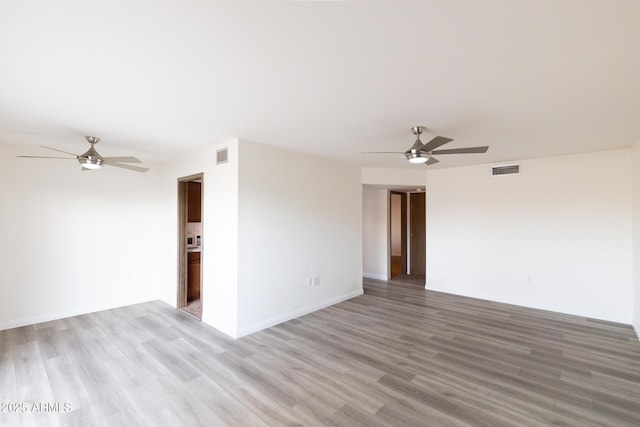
[492, 164, 520, 176]
[216, 148, 228, 165]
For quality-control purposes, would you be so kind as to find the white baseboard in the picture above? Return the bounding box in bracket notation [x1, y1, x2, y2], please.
[0, 299, 156, 331]
[426, 285, 632, 325]
[236, 288, 364, 338]
[363, 273, 387, 281]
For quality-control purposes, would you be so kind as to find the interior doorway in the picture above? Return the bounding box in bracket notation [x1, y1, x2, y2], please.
[389, 189, 425, 285]
[177, 173, 203, 319]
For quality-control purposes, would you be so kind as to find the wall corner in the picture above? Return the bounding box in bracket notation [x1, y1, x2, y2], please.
[633, 137, 640, 341]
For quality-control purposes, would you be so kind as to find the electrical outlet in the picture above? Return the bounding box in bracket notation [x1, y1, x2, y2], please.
[306, 277, 313, 287]
[313, 277, 320, 287]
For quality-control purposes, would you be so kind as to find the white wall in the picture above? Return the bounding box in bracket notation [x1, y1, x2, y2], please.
[363, 186, 388, 280]
[163, 140, 239, 338]
[362, 167, 425, 187]
[0, 143, 172, 329]
[426, 149, 633, 323]
[633, 139, 640, 338]
[236, 140, 362, 336]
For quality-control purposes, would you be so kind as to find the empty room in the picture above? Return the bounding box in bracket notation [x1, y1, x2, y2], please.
[1, 1, 640, 426]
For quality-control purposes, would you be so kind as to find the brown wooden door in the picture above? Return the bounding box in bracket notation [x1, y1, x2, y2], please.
[410, 192, 426, 275]
[187, 182, 202, 223]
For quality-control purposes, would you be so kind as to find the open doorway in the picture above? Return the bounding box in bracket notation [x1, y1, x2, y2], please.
[389, 189, 425, 286]
[177, 173, 203, 319]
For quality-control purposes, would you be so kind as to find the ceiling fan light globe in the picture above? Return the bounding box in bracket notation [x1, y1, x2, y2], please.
[405, 151, 429, 164]
[82, 163, 102, 170]
[408, 156, 428, 164]
[79, 157, 103, 170]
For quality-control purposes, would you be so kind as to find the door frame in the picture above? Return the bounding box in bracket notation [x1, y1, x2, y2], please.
[387, 189, 425, 280]
[177, 173, 203, 310]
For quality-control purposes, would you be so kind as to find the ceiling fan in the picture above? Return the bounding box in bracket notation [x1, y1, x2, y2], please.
[17, 136, 149, 172]
[363, 126, 489, 165]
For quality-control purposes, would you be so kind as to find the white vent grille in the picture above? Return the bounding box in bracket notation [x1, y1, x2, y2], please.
[492, 164, 520, 176]
[216, 148, 228, 165]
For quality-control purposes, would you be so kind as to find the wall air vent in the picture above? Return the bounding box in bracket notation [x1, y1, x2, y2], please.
[216, 148, 228, 165]
[492, 164, 520, 176]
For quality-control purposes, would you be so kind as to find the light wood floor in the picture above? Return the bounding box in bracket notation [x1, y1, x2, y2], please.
[2, 278, 640, 426]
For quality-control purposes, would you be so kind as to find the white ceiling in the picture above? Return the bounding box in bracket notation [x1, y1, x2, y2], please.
[1, 0, 639, 168]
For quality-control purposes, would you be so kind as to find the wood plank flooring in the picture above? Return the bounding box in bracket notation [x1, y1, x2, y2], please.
[1, 278, 640, 426]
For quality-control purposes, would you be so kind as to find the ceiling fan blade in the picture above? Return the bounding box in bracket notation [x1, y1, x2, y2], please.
[420, 136, 453, 152]
[425, 157, 440, 165]
[17, 156, 76, 159]
[361, 151, 405, 154]
[41, 145, 79, 157]
[431, 146, 489, 155]
[101, 156, 142, 163]
[104, 161, 149, 173]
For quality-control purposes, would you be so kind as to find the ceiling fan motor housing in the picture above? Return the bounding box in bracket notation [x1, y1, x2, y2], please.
[79, 140, 104, 169]
[405, 136, 430, 163]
